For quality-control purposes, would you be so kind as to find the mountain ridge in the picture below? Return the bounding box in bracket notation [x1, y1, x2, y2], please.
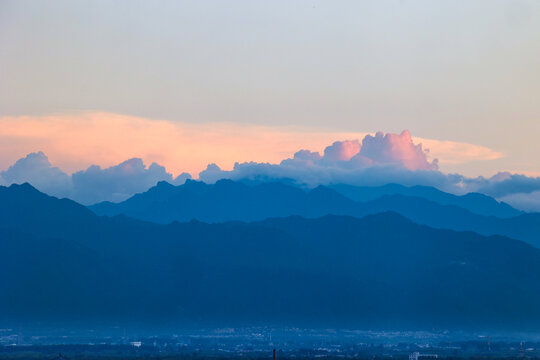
[330, 183, 521, 218]
[88, 179, 540, 248]
[1, 183, 540, 329]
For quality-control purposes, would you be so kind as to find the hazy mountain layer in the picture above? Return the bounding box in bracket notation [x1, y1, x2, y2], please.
[89, 180, 540, 247]
[1, 183, 540, 330]
[330, 183, 521, 218]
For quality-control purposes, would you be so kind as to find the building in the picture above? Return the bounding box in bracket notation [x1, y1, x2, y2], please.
[409, 351, 438, 360]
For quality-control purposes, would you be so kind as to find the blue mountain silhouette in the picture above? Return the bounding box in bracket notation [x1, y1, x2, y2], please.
[89, 179, 540, 248]
[1, 183, 540, 329]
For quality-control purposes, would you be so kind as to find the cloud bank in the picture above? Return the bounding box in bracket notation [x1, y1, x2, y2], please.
[0, 123, 538, 210]
[0, 112, 502, 176]
[0, 152, 190, 204]
[198, 131, 540, 211]
[201, 130, 438, 183]
[199, 163, 540, 212]
[499, 191, 540, 213]
[0, 152, 72, 198]
[199, 131, 445, 188]
[71, 159, 191, 204]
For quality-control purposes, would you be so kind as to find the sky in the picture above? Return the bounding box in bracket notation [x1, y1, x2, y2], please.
[1, 1, 540, 208]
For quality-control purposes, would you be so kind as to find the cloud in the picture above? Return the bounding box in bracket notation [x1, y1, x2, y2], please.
[0, 115, 530, 210]
[0, 131, 538, 212]
[499, 190, 540, 213]
[0, 153, 191, 204]
[0, 130, 448, 204]
[0, 152, 72, 198]
[416, 137, 503, 165]
[323, 140, 361, 162]
[356, 130, 438, 171]
[72, 158, 191, 204]
[199, 160, 448, 189]
[200, 130, 439, 185]
[198, 160, 540, 213]
[198, 132, 540, 213]
[0, 112, 502, 178]
[466, 172, 540, 198]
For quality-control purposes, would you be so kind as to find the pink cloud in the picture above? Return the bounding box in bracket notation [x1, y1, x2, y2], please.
[357, 130, 438, 171]
[292, 130, 437, 171]
[323, 140, 361, 162]
[0, 112, 501, 178]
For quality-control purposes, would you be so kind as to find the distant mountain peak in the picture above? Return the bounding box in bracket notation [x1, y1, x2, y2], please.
[8, 182, 39, 192]
[155, 180, 174, 188]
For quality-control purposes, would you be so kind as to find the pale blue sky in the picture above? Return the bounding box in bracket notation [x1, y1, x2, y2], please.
[1, 0, 539, 175]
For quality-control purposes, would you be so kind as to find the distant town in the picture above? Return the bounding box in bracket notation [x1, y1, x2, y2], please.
[1, 328, 540, 359]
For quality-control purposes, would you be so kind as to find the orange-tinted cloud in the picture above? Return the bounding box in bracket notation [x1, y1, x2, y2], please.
[0, 112, 502, 177]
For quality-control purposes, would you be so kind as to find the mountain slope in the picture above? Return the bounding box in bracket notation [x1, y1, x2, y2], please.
[2, 184, 540, 329]
[90, 180, 357, 223]
[330, 183, 521, 217]
[89, 180, 540, 248]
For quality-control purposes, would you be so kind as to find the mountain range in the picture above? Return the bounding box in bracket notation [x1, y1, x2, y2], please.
[90, 179, 540, 248]
[1, 183, 540, 329]
[330, 183, 521, 218]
